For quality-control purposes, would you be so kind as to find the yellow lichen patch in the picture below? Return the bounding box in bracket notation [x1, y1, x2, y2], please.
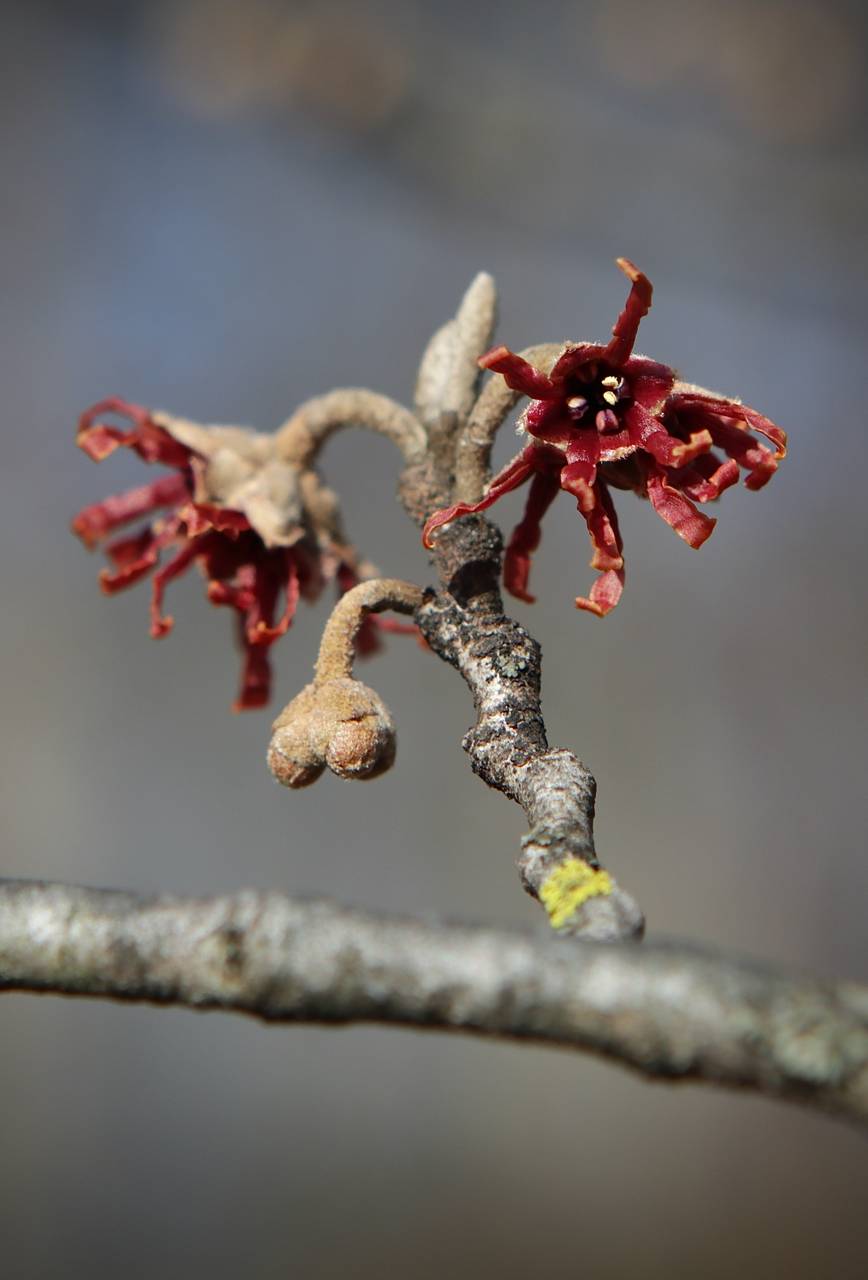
[539, 859, 614, 930]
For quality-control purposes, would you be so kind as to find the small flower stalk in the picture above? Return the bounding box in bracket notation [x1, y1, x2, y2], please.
[267, 579, 423, 788]
[424, 259, 786, 615]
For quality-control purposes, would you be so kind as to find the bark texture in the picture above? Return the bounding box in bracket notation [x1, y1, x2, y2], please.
[2, 879, 866, 1127]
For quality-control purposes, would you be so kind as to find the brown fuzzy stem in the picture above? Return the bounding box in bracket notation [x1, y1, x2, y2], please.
[314, 578, 424, 684]
[414, 270, 498, 466]
[276, 389, 427, 468]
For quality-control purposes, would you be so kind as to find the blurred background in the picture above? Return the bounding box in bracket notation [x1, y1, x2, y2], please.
[1, 0, 867, 1275]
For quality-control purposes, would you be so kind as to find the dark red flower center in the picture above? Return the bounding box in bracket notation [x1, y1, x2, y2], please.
[562, 362, 631, 434]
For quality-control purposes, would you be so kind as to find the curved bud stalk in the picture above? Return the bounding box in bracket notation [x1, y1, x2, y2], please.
[275, 390, 427, 469]
[268, 579, 424, 788]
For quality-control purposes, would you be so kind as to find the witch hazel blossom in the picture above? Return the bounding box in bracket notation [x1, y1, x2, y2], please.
[423, 260, 787, 615]
[72, 398, 396, 710]
[65, 266, 787, 940]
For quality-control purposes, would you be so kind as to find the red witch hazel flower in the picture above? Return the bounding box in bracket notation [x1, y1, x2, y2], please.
[423, 259, 787, 615]
[72, 399, 391, 709]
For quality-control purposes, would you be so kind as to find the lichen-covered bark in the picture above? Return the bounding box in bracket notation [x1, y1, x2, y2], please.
[2, 879, 866, 1127]
[414, 513, 643, 941]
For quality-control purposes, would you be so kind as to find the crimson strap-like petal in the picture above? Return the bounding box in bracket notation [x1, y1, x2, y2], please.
[422, 447, 536, 548]
[627, 358, 677, 411]
[559, 465, 625, 617]
[603, 258, 653, 368]
[569, 478, 625, 617]
[149, 537, 204, 638]
[99, 530, 163, 594]
[234, 634, 272, 712]
[626, 402, 712, 469]
[645, 462, 717, 548]
[705, 419, 781, 491]
[478, 346, 560, 400]
[561, 465, 623, 572]
[99, 516, 183, 594]
[77, 398, 191, 468]
[564, 428, 602, 472]
[72, 474, 189, 548]
[503, 470, 561, 604]
[675, 452, 741, 504]
[246, 552, 301, 645]
[577, 567, 624, 616]
[198, 538, 301, 708]
[664, 392, 786, 492]
[207, 580, 256, 612]
[559, 458, 599, 516]
[230, 554, 303, 711]
[670, 392, 787, 456]
[105, 527, 159, 571]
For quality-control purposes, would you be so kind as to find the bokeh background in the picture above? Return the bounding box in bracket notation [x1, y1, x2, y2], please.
[1, 0, 867, 1275]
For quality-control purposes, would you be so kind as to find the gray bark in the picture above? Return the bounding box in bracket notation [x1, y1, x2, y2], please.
[2, 878, 866, 1127]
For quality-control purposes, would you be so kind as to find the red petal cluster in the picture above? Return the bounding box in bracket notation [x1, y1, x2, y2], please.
[423, 261, 786, 614]
[74, 400, 335, 709]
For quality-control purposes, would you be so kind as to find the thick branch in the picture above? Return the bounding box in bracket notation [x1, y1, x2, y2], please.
[2, 879, 866, 1127]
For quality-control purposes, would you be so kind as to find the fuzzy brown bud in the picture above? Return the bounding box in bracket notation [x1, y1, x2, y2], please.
[268, 677, 396, 789]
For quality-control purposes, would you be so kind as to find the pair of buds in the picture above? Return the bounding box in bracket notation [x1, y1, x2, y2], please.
[267, 579, 422, 789]
[268, 675, 396, 788]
